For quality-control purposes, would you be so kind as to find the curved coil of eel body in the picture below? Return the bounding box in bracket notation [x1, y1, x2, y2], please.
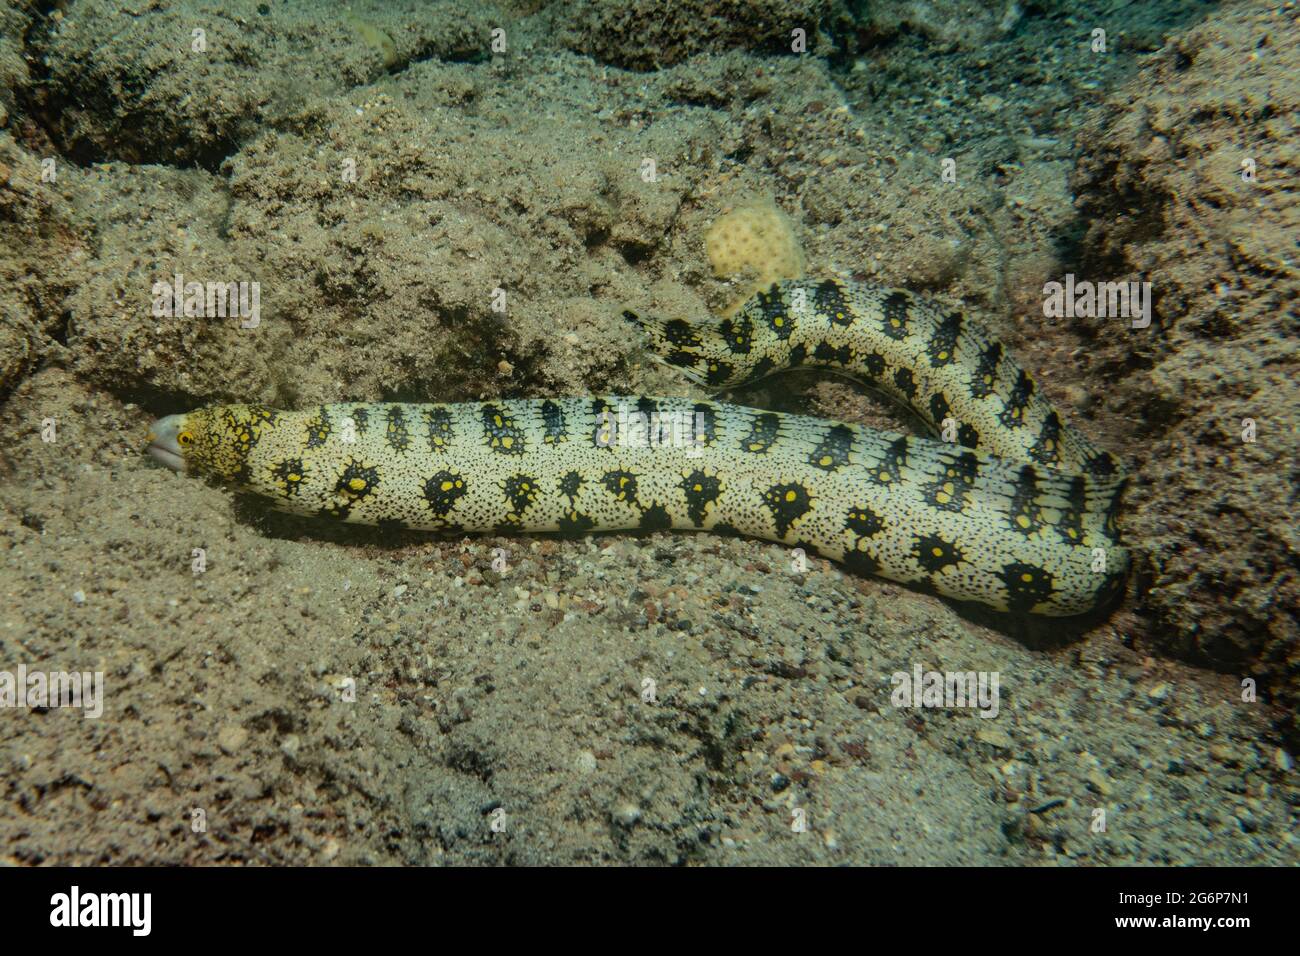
[146, 278, 1129, 616]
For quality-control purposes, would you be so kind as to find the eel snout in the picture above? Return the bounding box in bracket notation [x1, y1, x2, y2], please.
[145, 414, 187, 472]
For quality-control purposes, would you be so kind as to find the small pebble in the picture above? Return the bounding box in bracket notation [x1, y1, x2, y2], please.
[217, 725, 249, 755]
[1209, 744, 1237, 764]
[976, 727, 1012, 749]
[612, 803, 641, 827]
[1088, 769, 1114, 795]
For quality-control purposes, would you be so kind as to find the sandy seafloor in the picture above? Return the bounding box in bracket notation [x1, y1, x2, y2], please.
[0, 0, 1296, 865]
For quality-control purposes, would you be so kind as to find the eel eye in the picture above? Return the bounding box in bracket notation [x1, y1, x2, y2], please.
[178, 431, 193, 447]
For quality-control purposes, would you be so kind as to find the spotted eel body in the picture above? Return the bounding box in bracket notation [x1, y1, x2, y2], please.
[146, 278, 1129, 615]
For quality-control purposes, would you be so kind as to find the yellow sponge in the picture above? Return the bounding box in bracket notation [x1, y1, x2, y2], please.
[704, 199, 805, 312]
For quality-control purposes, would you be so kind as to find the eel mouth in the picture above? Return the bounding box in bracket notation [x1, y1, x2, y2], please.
[145, 415, 187, 473]
[147, 442, 185, 471]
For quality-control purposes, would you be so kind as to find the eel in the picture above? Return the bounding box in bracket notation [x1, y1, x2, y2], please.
[145, 278, 1129, 615]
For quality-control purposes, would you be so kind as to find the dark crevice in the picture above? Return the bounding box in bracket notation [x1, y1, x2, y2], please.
[11, 1, 70, 160]
[113, 377, 212, 422]
[48, 309, 71, 347]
